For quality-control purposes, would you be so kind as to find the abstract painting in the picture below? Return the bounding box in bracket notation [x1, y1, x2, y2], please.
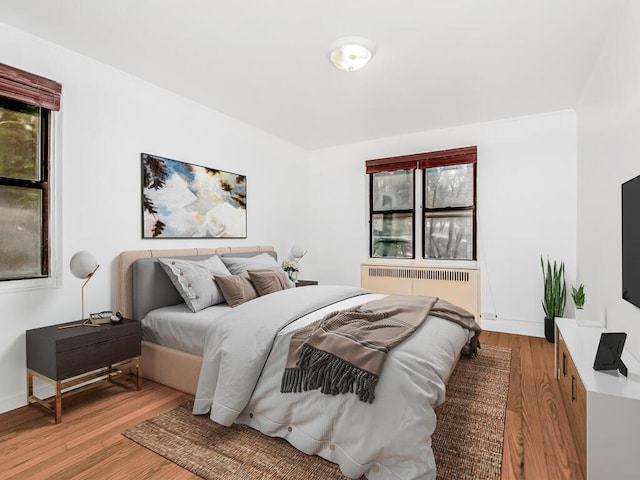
[141, 153, 246, 238]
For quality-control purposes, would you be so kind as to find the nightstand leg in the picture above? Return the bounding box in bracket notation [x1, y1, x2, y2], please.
[136, 357, 142, 391]
[54, 381, 62, 424]
[27, 371, 33, 400]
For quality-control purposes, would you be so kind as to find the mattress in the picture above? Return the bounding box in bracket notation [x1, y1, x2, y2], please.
[141, 303, 232, 356]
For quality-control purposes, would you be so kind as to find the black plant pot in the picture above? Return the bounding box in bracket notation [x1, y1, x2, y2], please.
[544, 317, 555, 343]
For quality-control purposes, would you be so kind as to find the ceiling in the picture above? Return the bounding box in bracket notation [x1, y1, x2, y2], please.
[0, 1, 623, 149]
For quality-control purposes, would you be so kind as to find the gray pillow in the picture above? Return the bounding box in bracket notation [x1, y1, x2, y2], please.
[221, 252, 278, 273]
[214, 272, 259, 307]
[158, 256, 231, 312]
[222, 253, 294, 287]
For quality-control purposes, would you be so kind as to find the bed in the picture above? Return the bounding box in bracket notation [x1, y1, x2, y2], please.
[116, 246, 479, 480]
[116, 246, 275, 394]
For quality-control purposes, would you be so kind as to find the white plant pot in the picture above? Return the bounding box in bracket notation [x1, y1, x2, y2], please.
[575, 308, 586, 326]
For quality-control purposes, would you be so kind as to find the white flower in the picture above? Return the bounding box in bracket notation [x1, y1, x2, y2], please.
[282, 260, 299, 272]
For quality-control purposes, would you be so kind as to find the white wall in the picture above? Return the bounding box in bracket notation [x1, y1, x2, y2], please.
[0, 23, 308, 413]
[576, 2, 640, 360]
[0, 19, 587, 415]
[305, 111, 578, 336]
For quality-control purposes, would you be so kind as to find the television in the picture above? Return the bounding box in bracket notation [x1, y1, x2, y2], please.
[622, 174, 640, 308]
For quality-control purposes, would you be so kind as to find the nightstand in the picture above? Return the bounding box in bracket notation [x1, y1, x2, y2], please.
[295, 279, 318, 287]
[26, 319, 141, 423]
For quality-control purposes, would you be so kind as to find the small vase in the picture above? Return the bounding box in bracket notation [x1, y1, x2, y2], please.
[288, 271, 297, 282]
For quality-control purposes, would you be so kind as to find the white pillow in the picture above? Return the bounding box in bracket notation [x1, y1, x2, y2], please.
[158, 256, 231, 312]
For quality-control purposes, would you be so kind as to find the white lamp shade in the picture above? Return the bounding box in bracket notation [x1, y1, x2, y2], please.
[291, 244, 306, 259]
[70, 251, 98, 279]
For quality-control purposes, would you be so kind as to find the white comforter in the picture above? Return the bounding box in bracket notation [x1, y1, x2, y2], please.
[193, 285, 473, 480]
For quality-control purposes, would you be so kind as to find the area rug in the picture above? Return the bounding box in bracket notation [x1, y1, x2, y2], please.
[123, 344, 511, 479]
[432, 344, 511, 480]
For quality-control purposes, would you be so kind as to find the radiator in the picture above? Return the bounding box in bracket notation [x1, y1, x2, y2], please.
[361, 263, 480, 322]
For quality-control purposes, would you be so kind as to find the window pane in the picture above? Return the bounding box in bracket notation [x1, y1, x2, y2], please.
[372, 170, 413, 210]
[424, 211, 473, 260]
[425, 164, 473, 208]
[0, 185, 43, 279]
[0, 98, 40, 181]
[372, 212, 413, 258]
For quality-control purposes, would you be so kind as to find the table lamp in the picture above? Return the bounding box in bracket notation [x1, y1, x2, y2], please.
[290, 244, 307, 261]
[70, 251, 100, 322]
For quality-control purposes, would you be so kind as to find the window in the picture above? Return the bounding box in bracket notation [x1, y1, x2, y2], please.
[0, 63, 61, 282]
[370, 169, 414, 258]
[367, 146, 477, 260]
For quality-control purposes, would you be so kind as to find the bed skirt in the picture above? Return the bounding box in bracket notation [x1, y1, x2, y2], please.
[141, 340, 202, 395]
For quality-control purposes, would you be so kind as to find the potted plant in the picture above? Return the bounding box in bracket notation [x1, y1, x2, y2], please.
[541, 256, 566, 342]
[572, 284, 586, 324]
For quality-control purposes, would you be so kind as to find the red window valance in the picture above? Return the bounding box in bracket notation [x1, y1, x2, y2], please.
[0, 62, 62, 111]
[366, 146, 477, 174]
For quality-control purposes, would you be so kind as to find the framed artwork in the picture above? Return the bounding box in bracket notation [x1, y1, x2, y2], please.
[141, 153, 247, 238]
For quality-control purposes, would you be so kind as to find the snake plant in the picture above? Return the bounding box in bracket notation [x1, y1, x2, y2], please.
[541, 256, 566, 320]
[571, 284, 585, 309]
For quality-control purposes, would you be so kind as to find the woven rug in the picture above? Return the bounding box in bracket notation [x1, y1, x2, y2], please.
[432, 344, 511, 480]
[123, 344, 511, 479]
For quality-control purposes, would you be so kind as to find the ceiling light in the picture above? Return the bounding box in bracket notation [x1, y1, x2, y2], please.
[330, 37, 375, 72]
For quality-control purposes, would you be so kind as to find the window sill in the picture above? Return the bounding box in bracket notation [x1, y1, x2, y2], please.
[364, 258, 479, 270]
[0, 276, 60, 294]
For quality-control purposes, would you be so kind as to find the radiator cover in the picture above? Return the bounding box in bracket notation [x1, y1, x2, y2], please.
[361, 263, 480, 322]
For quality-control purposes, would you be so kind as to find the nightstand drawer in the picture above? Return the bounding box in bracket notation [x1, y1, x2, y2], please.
[55, 321, 139, 351]
[57, 333, 141, 379]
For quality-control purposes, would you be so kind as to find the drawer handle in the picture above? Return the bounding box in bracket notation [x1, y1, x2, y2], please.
[96, 339, 110, 345]
[562, 352, 567, 376]
[571, 376, 576, 401]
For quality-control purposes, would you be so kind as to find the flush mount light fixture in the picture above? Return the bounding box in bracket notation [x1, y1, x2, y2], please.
[330, 37, 375, 72]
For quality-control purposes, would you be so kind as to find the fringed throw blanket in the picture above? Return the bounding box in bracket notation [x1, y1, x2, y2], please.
[281, 295, 481, 403]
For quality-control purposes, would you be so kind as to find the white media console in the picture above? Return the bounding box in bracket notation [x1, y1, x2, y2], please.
[555, 317, 640, 479]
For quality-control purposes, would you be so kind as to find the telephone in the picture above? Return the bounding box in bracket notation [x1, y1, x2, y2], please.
[88, 310, 123, 325]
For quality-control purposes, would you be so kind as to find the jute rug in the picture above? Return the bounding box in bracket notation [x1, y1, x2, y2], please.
[123, 344, 511, 479]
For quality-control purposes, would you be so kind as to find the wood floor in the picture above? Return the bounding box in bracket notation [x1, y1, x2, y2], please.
[0, 332, 582, 480]
[482, 331, 583, 480]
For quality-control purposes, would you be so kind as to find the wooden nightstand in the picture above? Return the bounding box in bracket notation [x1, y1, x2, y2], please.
[26, 319, 141, 423]
[295, 279, 318, 287]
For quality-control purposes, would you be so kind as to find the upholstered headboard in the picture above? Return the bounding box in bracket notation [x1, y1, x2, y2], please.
[116, 246, 276, 320]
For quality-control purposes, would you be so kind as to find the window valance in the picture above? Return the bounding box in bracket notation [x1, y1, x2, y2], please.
[0, 62, 62, 111]
[366, 146, 477, 174]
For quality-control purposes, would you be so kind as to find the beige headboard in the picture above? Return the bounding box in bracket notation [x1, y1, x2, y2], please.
[116, 245, 275, 320]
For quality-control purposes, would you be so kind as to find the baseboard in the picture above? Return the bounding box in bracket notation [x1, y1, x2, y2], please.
[0, 383, 53, 415]
[481, 317, 544, 337]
